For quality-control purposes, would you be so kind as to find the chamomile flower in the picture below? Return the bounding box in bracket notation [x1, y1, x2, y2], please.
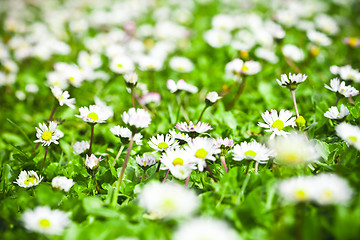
[148, 134, 177, 152]
[109, 56, 135, 74]
[276, 73, 308, 90]
[85, 154, 102, 169]
[173, 217, 239, 240]
[123, 72, 138, 88]
[282, 44, 304, 62]
[175, 121, 212, 136]
[72, 140, 90, 155]
[307, 30, 332, 46]
[169, 56, 194, 73]
[258, 109, 296, 139]
[110, 126, 143, 145]
[169, 129, 191, 144]
[324, 105, 349, 120]
[344, 37, 360, 47]
[324, 78, 359, 97]
[232, 141, 275, 164]
[22, 206, 70, 235]
[214, 137, 234, 149]
[167, 79, 198, 94]
[34, 121, 63, 146]
[138, 92, 161, 106]
[51, 176, 75, 192]
[14, 170, 43, 188]
[50, 86, 76, 109]
[136, 154, 157, 168]
[278, 176, 314, 203]
[121, 108, 152, 132]
[185, 137, 221, 172]
[204, 29, 232, 48]
[160, 149, 195, 170]
[206, 92, 222, 105]
[76, 104, 112, 124]
[138, 181, 199, 219]
[335, 122, 360, 151]
[77, 51, 102, 70]
[269, 133, 320, 165]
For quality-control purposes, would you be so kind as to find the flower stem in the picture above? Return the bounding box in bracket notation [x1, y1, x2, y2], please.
[88, 124, 95, 155]
[254, 161, 259, 173]
[175, 94, 182, 124]
[112, 134, 134, 206]
[335, 96, 340, 106]
[162, 169, 170, 183]
[197, 105, 209, 124]
[113, 145, 125, 166]
[205, 162, 217, 182]
[49, 105, 57, 121]
[225, 76, 246, 110]
[155, 159, 161, 173]
[41, 146, 49, 171]
[185, 173, 191, 187]
[291, 90, 299, 118]
[131, 88, 135, 108]
[220, 156, 228, 173]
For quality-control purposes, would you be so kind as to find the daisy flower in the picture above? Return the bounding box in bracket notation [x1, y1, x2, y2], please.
[206, 92, 222, 105]
[85, 154, 102, 169]
[168, 129, 190, 145]
[307, 30, 332, 46]
[276, 73, 308, 90]
[138, 181, 199, 219]
[232, 141, 275, 164]
[109, 56, 135, 74]
[185, 137, 221, 172]
[167, 79, 198, 94]
[51, 176, 75, 192]
[136, 154, 157, 168]
[138, 92, 161, 106]
[22, 206, 70, 235]
[75, 104, 112, 124]
[324, 104, 349, 120]
[257, 109, 296, 139]
[50, 86, 76, 109]
[110, 126, 143, 145]
[72, 140, 90, 155]
[123, 72, 138, 88]
[34, 121, 63, 146]
[169, 56, 194, 73]
[148, 134, 177, 152]
[121, 108, 152, 132]
[213, 137, 234, 149]
[344, 37, 360, 48]
[160, 149, 195, 180]
[175, 121, 212, 137]
[14, 170, 43, 188]
[324, 78, 359, 97]
[282, 44, 304, 62]
[278, 176, 315, 203]
[335, 122, 360, 150]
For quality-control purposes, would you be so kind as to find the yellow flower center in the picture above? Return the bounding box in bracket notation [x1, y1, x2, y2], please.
[272, 119, 284, 131]
[195, 148, 208, 159]
[41, 131, 52, 141]
[147, 64, 154, 69]
[295, 189, 307, 201]
[117, 63, 123, 68]
[310, 45, 320, 56]
[24, 177, 37, 185]
[87, 112, 99, 121]
[39, 219, 51, 228]
[348, 37, 358, 47]
[283, 153, 298, 163]
[172, 157, 184, 166]
[158, 142, 169, 150]
[177, 66, 184, 71]
[349, 136, 357, 143]
[241, 65, 249, 72]
[143, 161, 147, 167]
[244, 150, 257, 157]
[322, 190, 333, 199]
[68, 76, 74, 82]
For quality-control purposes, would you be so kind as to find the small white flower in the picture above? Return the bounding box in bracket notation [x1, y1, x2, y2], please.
[324, 105, 349, 120]
[307, 30, 332, 46]
[335, 122, 360, 151]
[168, 129, 191, 144]
[225, 58, 261, 80]
[175, 121, 212, 136]
[52, 176, 75, 192]
[269, 133, 320, 165]
[34, 121, 63, 146]
[324, 78, 359, 97]
[255, 47, 279, 63]
[50, 86, 76, 109]
[14, 170, 43, 188]
[110, 56, 135, 74]
[160, 148, 195, 174]
[22, 206, 70, 235]
[206, 92, 221, 104]
[278, 176, 315, 203]
[136, 154, 157, 167]
[169, 56, 194, 73]
[232, 141, 275, 164]
[138, 92, 161, 106]
[138, 181, 199, 219]
[242, 60, 261, 75]
[123, 72, 138, 86]
[314, 14, 339, 35]
[85, 154, 102, 169]
[110, 126, 143, 145]
[337, 65, 360, 82]
[173, 217, 239, 240]
[137, 55, 163, 71]
[75, 104, 112, 124]
[276, 72, 308, 90]
[121, 108, 151, 132]
[212, 14, 235, 31]
[204, 29, 232, 48]
[213, 137, 234, 149]
[77, 51, 102, 70]
[148, 134, 177, 152]
[258, 109, 296, 139]
[167, 79, 198, 94]
[282, 44, 304, 62]
[72, 140, 90, 155]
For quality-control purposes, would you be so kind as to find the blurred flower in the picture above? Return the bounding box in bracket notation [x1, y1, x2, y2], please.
[173, 217, 239, 240]
[175, 121, 212, 135]
[123, 72, 138, 88]
[335, 122, 360, 150]
[77, 51, 102, 70]
[225, 58, 261, 81]
[232, 141, 275, 164]
[167, 79, 198, 94]
[211, 14, 235, 31]
[34, 121, 63, 146]
[52, 176, 75, 192]
[138, 92, 161, 105]
[110, 126, 143, 145]
[258, 109, 296, 139]
[324, 105, 349, 120]
[137, 55, 163, 71]
[343, 37, 360, 47]
[206, 92, 221, 105]
[138, 181, 199, 219]
[14, 170, 43, 188]
[136, 154, 157, 168]
[255, 47, 278, 63]
[204, 29, 231, 48]
[282, 44, 304, 62]
[22, 206, 70, 235]
[75, 104, 112, 124]
[110, 56, 135, 74]
[121, 108, 151, 132]
[50, 86, 76, 109]
[148, 134, 177, 152]
[307, 30, 332, 46]
[72, 140, 90, 155]
[314, 14, 339, 35]
[330, 65, 360, 82]
[269, 133, 320, 165]
[324, 78, 359, 97]
[85, 154, 102, 169]
[276, 72, 308, 90]
[169, 56, 194, 73]
[278, 176, 315, 203]
[25, 83, 39, 93]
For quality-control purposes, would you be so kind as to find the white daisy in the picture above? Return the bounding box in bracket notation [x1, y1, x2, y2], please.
[213, 137, 234, 149]
[135, 154, 157, 168]
[138, 181, 199, 219]
[232, 141, 275, 164]
[169, 56, 194, 73]
[123, 72, 138, 88]
[204, 29, 232, 48]
[22, 206, 70, 235]
[206, 92, 222, 105]
[51, 176, 75, 192]
[110, 126, 143, 145]
[324, 105, 349, 120]
[50, 86, 76, 109]
[276, 72, 308, 90]
[160, 149, 195, 180]
[278, 176, 315, 203]
[282, 44, 304, 62]
[14, 170, 43, 188]
[148, 134, 178, 152]
[109, 56, 135, 74]
[258, 109, 296, 139]
[168, 129, 190, 144]
[75, 104, 112, 124]
[34, 121, 63, 146]
[175, 121, 212, 136]
[72, 140, 90, 155]
[77, 51, 102, 70]
[324, 78, 359, 97]
[185, 137, 221, 172]
[335, 122, 360, 150]
[121, 108, 152, 132]
[241, 60, 261, 75]
[167, 79, 198, 94]
[85, 154, 102, 169]
[307, 30, 332, 46]
[138, 92, 161, 106]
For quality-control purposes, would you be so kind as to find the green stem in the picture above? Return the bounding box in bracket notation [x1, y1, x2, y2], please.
[197, 105, 209, 124]
[88, 124, 95, 155]
[40, 146, 49, 171]
[112, 145, 125, 166]
[225, 76, 247, 110]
